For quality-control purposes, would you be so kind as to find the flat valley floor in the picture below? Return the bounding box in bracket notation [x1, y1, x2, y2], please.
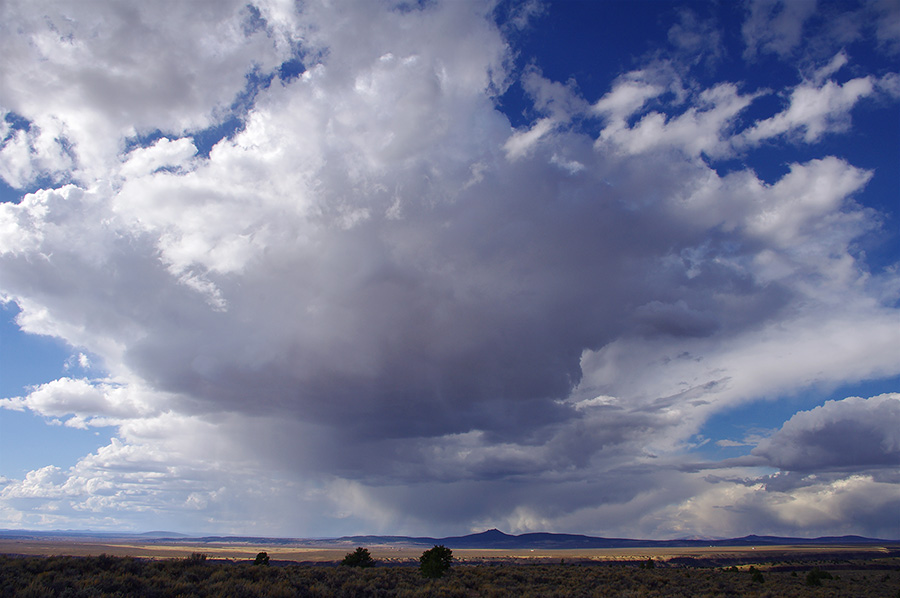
[2, 540, 899, 597]
[1, 537, 897, 564]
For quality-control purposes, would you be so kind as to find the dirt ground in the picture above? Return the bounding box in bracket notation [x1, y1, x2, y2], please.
[1, 538, 895, 564]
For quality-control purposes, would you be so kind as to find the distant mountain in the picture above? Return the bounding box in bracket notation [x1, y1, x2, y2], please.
[1, 528, 894, 548]
[330, 529, 897, 550]
[0, 529, 187, 540]
[712, 534, 894, 547]
[138, 531, 189, 538]
[426, 529, 645, 549]
[0, 529, 131, 539]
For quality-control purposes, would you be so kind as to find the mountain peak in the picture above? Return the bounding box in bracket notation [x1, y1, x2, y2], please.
[474, 529, 510, 538]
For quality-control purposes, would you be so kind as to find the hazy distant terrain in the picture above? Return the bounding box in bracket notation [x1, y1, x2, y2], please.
[2, 528, 897, 564]
[3, 527, 896, 547]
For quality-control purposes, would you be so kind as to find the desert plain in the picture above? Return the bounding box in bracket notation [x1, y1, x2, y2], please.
[1, 536, 897, 565]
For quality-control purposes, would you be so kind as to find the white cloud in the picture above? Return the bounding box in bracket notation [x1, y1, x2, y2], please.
[0, 377, 165, 425]
[119, 138, 198, 179]
[742, 76, 876, 144]
[521, 68, 589, 121]
[504, 117, 555, 160]
[716, 439, 751, 448]
[502, 0, 546, 32]
[657, 472, 899, 539]
[597, 82, 757, 158]
[0, 0, 295, 183]
[0, 116, 74, 188]
[744, 156, 872, 248]
[592, 71, 665, 122]
[811, 51, 849, 84]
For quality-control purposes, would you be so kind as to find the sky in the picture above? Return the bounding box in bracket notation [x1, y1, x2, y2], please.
[0, 0, 898, 540]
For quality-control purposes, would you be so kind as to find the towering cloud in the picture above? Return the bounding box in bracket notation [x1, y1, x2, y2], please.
[1, 0, 898, 538]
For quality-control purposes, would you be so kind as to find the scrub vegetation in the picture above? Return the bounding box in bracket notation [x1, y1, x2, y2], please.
[2, 552, 899, 598]
[419, 545, 453, 578]
[341, 547, 375, 568]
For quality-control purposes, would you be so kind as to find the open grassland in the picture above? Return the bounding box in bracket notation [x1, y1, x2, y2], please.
[0, 539, 351, 562]
[1, 546, 898, 597]
[1, 537, 896, 564]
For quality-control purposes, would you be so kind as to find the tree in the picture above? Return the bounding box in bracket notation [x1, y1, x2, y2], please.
[419, 545, 452, 578]
[254, 552, 270, 566]
[341, 547, 375, 568]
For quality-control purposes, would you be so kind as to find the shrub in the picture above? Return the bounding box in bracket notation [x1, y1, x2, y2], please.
[806, 567, 833, 586]
[420, 545, 453, 578]
[254, 551, 270, 566]
[341, 547, 375, 568]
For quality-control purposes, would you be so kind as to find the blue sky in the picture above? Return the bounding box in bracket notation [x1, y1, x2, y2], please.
[0, 0, 898, 539]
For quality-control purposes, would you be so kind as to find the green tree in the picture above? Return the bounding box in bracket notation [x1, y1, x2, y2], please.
[254, 551, 270, 566]
[341, 547, 375, 568]
[419, 545, 453, 578]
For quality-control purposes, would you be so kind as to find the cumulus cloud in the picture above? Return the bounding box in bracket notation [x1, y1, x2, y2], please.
[741, 76, 877, 144]
[658, 472, 900, 539]
[666, 394, 900, 538]
[752, 394, 900, 472]
[0, 0, 898, 537]
[0, 0, 296, 184]
[0, 377, 165, 426]
[0, 112, 75, 188]
[596, 81, 757, 158]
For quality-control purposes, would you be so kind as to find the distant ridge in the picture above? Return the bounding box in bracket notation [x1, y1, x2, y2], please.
[138, 531, 189, 538]
[0, 529, 187, 540]
[318, 529, 898, 550]
[1, 528, 895, 548]
[184, 529, 894, 549]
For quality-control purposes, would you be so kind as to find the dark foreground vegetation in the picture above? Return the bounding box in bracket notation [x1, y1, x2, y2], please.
[1, 552, 898, 598]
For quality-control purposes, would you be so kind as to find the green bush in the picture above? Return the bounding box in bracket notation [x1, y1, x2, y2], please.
[419, 545, 453, 578]
[341, 547, 375, 568]
[805, 567, 833, 586]
[639, 558, 655, 569]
